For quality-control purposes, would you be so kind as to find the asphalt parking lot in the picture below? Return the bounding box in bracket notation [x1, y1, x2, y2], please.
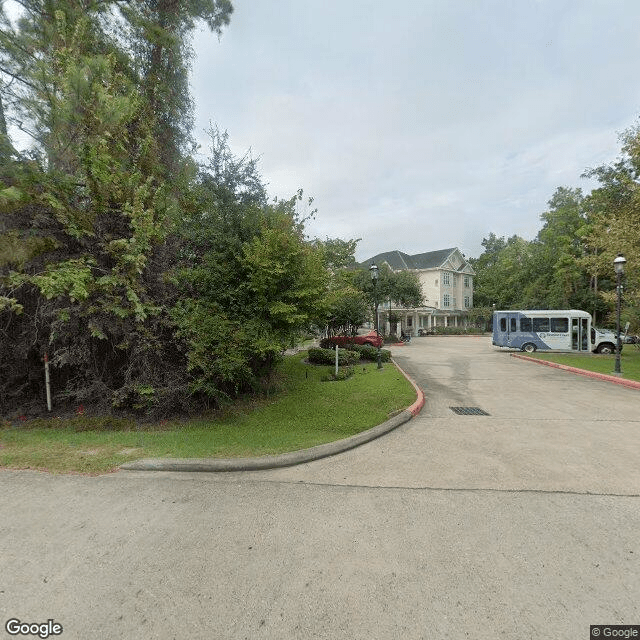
[1, 336, 638, 639]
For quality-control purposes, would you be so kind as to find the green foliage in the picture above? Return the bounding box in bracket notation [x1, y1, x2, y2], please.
[324, 285, 369, 336]
[345, 344, 391, 362]
[168, 133, 328, 404]
[308, 347, 361, 366]
[313, 237, 360, 272]
[430, 326, 484, 335]
[318, 339, 390, 361]
[472, 124, 639, 330]
[352, 262, 423, 315]
[322, 366, 355, 382]
[0, 0, 410, 420]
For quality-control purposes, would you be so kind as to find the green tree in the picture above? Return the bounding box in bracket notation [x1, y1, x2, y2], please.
[0, 2, 181, 413]
[120, 1, 233, 176]
[170, 132, 327, 402]
[581, 124, 640, 329]
[351, 262, 423, 324]
[470, 234, 531, 308]
[313, 237, 360, 273]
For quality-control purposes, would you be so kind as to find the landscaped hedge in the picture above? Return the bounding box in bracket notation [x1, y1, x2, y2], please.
[345, 344, 391, 362]
[308, 347, 361, 366]
[430, 327, 485, 335]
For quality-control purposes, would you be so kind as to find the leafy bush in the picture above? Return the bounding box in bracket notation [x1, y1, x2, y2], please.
[384, 333, 401, 344]
[344, 344, 391, 362]
[431, 326, 484, 335]
[308, 347, 360, 366]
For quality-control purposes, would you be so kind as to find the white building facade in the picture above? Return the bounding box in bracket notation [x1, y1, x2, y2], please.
[362, 247, 475, 335]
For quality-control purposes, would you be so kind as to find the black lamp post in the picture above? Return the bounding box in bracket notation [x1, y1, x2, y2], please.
[369, 262, 382, 369]
[614, 253, 626, 375]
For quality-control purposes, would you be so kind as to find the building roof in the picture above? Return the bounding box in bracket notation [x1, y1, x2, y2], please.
[361, 248, 473, 272]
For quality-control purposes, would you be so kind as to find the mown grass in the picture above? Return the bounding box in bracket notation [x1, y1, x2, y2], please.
[525, 346, 640, 382]
[0, 354, 416, 474]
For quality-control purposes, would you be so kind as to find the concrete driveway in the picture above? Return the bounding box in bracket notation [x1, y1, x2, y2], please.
[1, 336, 638, 639]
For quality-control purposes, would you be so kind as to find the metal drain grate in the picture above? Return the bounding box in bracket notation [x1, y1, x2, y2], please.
[450, 406, 490, 416]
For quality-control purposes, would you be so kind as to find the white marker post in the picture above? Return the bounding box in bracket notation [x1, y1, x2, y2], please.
[335, 344, 339, 377]
[44, 352, 52, 412]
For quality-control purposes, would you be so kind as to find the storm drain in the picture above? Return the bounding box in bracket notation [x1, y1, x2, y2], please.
[450, 406, 490, 416]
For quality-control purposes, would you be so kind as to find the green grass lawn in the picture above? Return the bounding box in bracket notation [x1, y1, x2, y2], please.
[524, 346, 640, 382]
[0, 354, 416, 474]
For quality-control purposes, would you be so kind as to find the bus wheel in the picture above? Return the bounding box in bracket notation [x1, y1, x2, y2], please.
[597, 343, 614, 354]
[522, 343, 537, 353]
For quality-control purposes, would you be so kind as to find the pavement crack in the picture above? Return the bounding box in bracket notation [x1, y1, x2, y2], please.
[226, 478, 640, 498]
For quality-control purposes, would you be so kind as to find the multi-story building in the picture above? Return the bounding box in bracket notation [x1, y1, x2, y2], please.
[361, 247, 475, 335]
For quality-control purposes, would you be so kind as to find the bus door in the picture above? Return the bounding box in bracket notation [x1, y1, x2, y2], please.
[493, 312, 519, 347]
[571, 317, 590, 351]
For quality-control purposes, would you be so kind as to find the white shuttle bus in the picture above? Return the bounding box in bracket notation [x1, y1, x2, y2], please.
[492, 309, 619, 354]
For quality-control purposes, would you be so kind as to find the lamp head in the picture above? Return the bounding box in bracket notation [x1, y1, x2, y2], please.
[614, 254, 626, 275]
[369, 262, 379, 282]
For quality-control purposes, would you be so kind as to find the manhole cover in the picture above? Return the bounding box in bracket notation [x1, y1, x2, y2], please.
[450, 406, 490, 416]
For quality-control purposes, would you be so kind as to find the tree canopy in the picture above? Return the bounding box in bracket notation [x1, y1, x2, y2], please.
[472, 126, 640, 330]
[0, 1, 333, 417]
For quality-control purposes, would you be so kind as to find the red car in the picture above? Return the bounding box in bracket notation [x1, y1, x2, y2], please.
[324, 330, 383, 349]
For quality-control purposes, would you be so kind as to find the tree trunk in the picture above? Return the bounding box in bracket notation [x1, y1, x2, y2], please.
[0, 92, 7, 136]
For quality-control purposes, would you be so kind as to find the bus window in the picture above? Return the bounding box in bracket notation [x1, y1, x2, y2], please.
[520, 318, 532, 332]
[550, 317, 569, 332]
[510, 318, 517, 332]
[532, 317, 549, 332]
[500, 318, 506, 332]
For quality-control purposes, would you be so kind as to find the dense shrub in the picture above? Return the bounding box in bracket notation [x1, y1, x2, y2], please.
[345, 344, 391, 362]
[308, 347, 360, 366]
[431, 327, 485, 335]
[384, 334, 401, 344]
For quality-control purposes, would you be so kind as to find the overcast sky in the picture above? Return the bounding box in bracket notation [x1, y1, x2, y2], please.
[191, 0, 640, 261]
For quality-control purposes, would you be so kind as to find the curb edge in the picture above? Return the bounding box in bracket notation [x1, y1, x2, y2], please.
[510, 353, 640, 390]
[120, 360, 424, 472]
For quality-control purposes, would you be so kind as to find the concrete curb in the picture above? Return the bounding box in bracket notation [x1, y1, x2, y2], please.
[392, 357, 426, 416]
[511, 353, 640, 390]
[120, 361, 425, 473]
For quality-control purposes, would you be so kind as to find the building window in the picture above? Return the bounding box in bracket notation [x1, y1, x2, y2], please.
[442, 272, 450, 285]
[464, 276, 470, 288]
[435, 279, 438, 286]
[453, 275, 458, 286]
[464, 296, 470, 308]
[443, 294, 450, 307]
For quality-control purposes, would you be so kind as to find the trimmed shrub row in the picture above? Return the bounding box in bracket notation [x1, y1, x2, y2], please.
[345, 344, 391, 362]
[428, 327, 485, 335]
[308, 346, 391, 365]
[308, 347, 361, 366]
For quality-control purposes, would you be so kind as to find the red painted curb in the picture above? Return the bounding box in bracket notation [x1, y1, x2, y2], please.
[511, 353, 640, 390]
[392, 358, 426, 416]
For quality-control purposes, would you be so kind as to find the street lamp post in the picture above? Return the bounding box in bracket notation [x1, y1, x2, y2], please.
[369, 263, 382, 369]
[614, 254, 626, 375]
